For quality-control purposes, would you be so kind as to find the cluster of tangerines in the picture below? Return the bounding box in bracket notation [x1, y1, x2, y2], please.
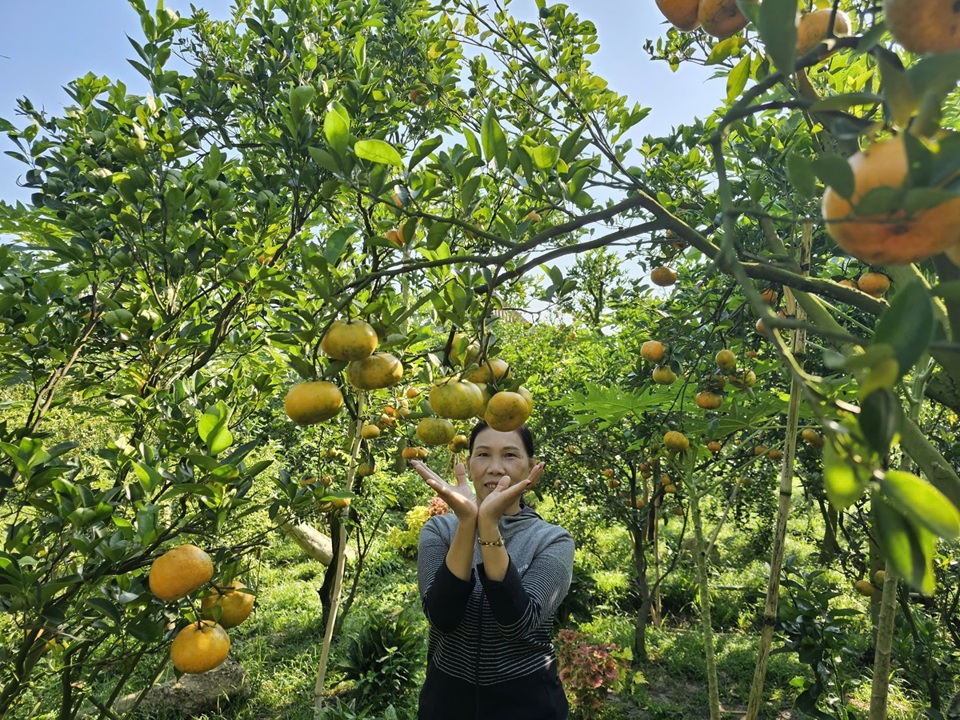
[703, 426, 824, 462]
[657, 0, 851, 46]
[148, 544, 255, 674]
[657, 0, 960, 269]
[283, 321, 534, 457]
[639, 341, 757, 406]
[816, 1, 960, 267]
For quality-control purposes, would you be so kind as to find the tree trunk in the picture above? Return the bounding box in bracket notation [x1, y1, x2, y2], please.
[745, 230, 808, 720]
[817, 500, 840, 562]
[869, 567, 898, 719]
[632, 506, 651, 663]
[314, 404, 364, 713]
[277, 517, 355, 566]
[690, 485, 720, 720]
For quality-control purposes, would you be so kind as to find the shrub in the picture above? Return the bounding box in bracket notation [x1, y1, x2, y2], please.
[385, 497, 448, 557]
[336, 606, 425, 713]
[555, 628, 627, 719]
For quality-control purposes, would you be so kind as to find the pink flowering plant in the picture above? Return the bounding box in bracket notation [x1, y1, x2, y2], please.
[555, 629, 627, 717]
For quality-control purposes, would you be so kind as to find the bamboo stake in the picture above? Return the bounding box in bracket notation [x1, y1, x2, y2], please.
[745, 222, 810, 720]
[869, 359, 929, 717]
[314, 397, 365, 715]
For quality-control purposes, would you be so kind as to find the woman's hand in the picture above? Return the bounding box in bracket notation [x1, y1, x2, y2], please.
[478, 462, 545, 524]
[410, 460, 478, 523]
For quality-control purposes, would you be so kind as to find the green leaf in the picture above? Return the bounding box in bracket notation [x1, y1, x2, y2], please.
[289, 85, 316, 120]
[528, 144, 560, 170]
[858, 389, 902, 456]
[426, 222, 451, 250]
[872, 281, 935, 377]
[208, 425, 233, 456]
[907, 52, 960, 109]
[809, 93, 883, 112]
[86, 597, 122, 625]
[812, 154, 854, 199]
[198, 410, 233, 456]
[878, 52, 917, 129]
[823, 437, 870, 509]
[324, 226, 359, 265]
[727, 55, 751, 102]
[786, 153, 816, 199]
[409, 135, 443, 171]
[880, 469, 960, 539]
[132, 462, 163, 494]
[872, 495, 936, 595]
[705, 36, 743, 65]
[353, 34, 366, 67]
[355, 139, 404, 167]
[323, 102, 350, 157]
[857, 355, 900, 399]
[308, 146, 340, 174]
[757, 0, 797, 74]
[481, 106, 508, 170]
[902, 187, 957, 214]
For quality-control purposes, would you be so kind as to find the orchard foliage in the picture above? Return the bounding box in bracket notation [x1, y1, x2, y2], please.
[0, 0, 959, 716]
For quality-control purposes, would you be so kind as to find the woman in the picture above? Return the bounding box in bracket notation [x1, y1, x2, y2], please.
[412, 421, 575, 720]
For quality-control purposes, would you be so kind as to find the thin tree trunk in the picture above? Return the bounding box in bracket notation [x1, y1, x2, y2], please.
[869, 568, 899, 719]
[314, 402, 364, 714]
[632, 490, 651, 663]
[690, 484, 720, 720]
[745, 224, 809, 720]
[868, 360, 933, 718]
[818, 500, 841, 561]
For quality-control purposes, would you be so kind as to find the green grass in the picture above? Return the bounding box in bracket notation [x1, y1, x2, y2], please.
[8, 486, 946, 720]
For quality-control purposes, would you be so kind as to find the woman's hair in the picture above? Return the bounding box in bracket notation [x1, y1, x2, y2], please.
[468, 421, 536, 458]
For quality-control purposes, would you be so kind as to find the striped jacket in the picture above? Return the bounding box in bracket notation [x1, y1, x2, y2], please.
[417, 506, 575, 687]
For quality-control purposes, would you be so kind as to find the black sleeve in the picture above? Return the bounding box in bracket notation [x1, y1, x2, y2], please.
[476, 559, 530, 627]
[418, 520, 476, 633]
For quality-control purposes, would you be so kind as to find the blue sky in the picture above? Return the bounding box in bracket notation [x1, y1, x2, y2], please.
[0, 2, 724, 203]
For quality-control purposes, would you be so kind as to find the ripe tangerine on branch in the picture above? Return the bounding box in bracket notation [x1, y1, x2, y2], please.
[149, 545, 214, 602]
[715, 349, 736, 371]
[796, 9, 852, 57]
[652, 366, 677, 385]
[801, 428, 825, 448]
[429, 379, 485, 420]
[416, 417, 456, 446]
[650, 266, 678, 287]
[884, 0, 960, 54]
[284, 382, 344, 425]
[484, 391, 532, 432]
[170, 620, 231, 674]
[656, 0, 700, 30]
[696, 391, 723, 410]
[857, 272, 891, 298]
[320, 319, 379, 361]
[347, 353, 404, 390]
[663, 430, 690, 452]
[699, 0, 755, 38]
[640, 340, 666, 363]
[201, 582, 256, 629]
[821, 136, 960, 265]
[465, 357, 510, 384]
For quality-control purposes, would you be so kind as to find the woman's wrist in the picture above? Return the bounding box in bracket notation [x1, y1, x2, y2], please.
[477, 517, 500, 544]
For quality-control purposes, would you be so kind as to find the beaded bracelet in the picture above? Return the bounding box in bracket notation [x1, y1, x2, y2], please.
[478, 536, 505, 547]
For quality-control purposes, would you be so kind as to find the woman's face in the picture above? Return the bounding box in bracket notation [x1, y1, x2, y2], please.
[468, 427, 535, 505]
